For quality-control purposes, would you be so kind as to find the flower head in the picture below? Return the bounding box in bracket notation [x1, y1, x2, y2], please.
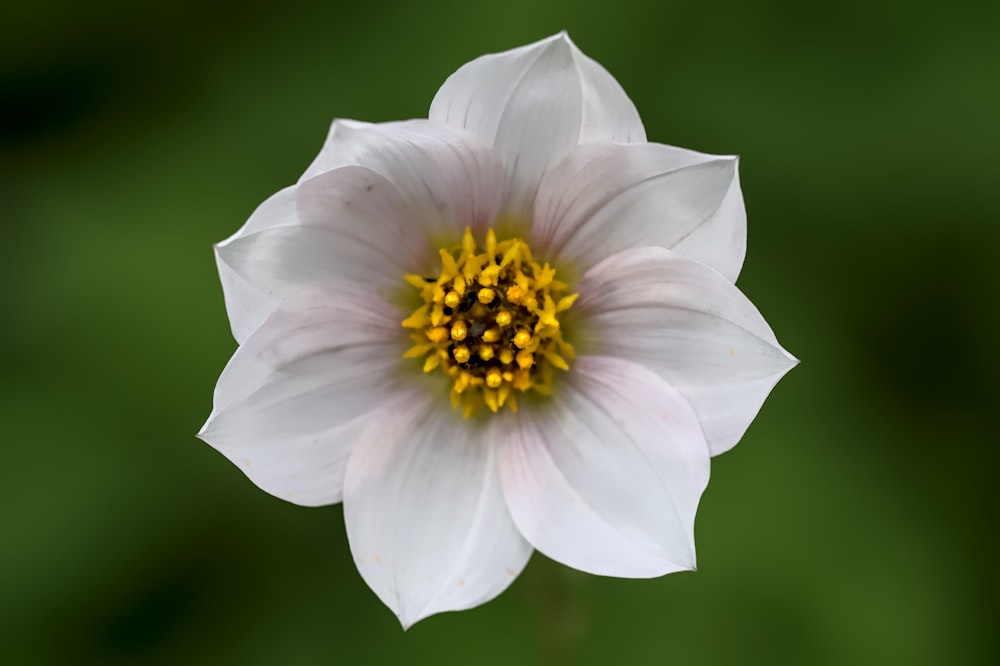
[200, 33, 797, 628]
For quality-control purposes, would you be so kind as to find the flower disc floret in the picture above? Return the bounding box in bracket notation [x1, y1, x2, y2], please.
[403, 228, 577, 417]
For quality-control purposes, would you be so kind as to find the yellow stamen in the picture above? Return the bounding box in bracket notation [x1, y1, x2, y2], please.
[404, 344, 431, 358]
[498, 383, 511, 406]
[401, 227, 576, 417]
[423, 354, 441, 373]
[404, 274, 428, 289]
[513, 330, 532, 350]
[543, 350, 570, 371]
[556, 293, 578, 312]
[483, 389, 500, 412]
[427, 327, 449, 344]
[512, 370, 531, 391]
[401, 305, 428, 329]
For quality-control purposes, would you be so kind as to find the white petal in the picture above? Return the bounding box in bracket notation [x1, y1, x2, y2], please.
[673, 167, 746, 283]
[344, 396, 532, 628]
[497, 356, 710, 578]
[216, 166, 431, 342]
[573, 247, 797, 456]
[299, 118, 374, 180]
[199, 287, 407, 506]
[215, 185, 295, 343]
[430, 33, 645, 215]
[533, 142, 745, 282]
[218, 122, 505, 343]
[298, 118, 505, 240]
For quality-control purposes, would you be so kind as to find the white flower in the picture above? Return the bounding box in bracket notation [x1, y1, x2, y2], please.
[199, 33, 796, 628]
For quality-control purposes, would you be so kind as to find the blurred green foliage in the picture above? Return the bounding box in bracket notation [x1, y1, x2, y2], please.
[2, 0, 998, 664]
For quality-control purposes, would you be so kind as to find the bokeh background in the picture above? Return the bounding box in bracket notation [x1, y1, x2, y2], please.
[3, 0, 998, 663]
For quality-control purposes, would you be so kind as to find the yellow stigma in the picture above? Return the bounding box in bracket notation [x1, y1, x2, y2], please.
[403, 227, 576, 416]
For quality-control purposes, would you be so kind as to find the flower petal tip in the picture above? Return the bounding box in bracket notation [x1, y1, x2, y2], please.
[396, 609, 430, 632]
[665, 544, 698, 575]
[195, 415, 214, 442]
[553, 30, 573, 47]
[778, 345, 800, 369]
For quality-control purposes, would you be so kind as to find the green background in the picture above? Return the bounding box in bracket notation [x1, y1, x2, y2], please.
[3, 0, 998, 663]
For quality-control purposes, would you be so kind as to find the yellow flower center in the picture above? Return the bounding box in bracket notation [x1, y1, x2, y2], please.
[402, 227, 577, 417]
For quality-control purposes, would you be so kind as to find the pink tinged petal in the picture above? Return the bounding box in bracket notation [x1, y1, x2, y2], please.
[533, 142, 745, 282]
[430, 33, 645, 215]
[498, 356, 710, 578]
[343, 397, 532, 628]
[574, 247, 798, 457]
[216, 166, 428, 342]
[298, 118, 505, 240]
[198, 287, 406, 506]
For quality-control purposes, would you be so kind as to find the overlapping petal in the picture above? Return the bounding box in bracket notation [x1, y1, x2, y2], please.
[217, 122, 505, 343]
[430, 33, 645, 215]
[573, 247, 797, 456]
[344, 394, 532, 628]
[215, 167, 422, 342]
[199, 287, 406, 506]
[496, 355, 710, 577]
[533, 142, 745, 282]
[298, 119, 505, 240]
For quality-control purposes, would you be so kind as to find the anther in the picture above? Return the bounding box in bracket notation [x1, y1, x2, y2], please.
[444, 291, 461, 309]
[486, 368, 503, 388]
[498, 348, 514, 365]
[477, 288, 495, 304]
[481, 327, 501, 343]
[478, 345, 495, 361]
[451, 320, 468, 341]
[453, 346, 471, 363]
[513, 329, 532, 349]
[495, 310, 512, 327]
[516, 350, 534, 370]
[427, 326, 449, 343]
[506, 285, 524, 304]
